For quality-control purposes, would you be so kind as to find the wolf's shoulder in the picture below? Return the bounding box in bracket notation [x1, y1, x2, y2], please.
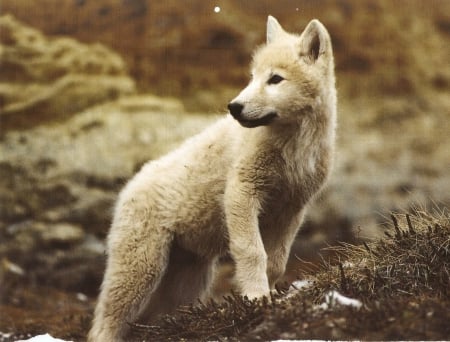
[136, 116, 242, 176]
[171, 115, 242, 158]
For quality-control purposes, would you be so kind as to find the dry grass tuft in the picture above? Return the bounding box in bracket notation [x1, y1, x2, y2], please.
[130, 293, 281, 341]
[313, 209, 450, 301]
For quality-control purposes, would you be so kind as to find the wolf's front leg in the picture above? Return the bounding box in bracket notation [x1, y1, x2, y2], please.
[224, 178, 270, 299]
[265, 210, 305, 288]
[263, 211, 304, 289]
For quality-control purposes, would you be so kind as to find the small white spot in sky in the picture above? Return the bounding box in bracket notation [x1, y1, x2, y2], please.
[214, 6, 221, 13]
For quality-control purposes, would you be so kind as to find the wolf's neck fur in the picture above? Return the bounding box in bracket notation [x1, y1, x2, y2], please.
[267, 95, 336, 189]
[276, 101, 335, 154]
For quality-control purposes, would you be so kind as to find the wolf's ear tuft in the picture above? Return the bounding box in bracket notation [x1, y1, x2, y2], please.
[267, 16, 284, 44]
[299, 19, 330, 63]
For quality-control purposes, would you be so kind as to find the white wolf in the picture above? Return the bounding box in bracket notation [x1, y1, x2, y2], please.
[89, 16, 337, 341]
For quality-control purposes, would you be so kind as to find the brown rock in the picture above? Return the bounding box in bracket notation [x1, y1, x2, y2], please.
[0, 95, 214, 233]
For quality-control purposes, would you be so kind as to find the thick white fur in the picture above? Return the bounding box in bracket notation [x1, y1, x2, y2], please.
[89, 16, 337, 341]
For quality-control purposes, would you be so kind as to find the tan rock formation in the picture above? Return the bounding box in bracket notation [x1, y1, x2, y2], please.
[0, 15, 135, 131]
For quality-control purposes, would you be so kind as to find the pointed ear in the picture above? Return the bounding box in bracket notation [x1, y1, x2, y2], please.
[299, 19, 330, 63]
[267, 15, 285, 44]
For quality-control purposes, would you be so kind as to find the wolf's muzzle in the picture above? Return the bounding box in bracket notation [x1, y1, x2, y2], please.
[228, 102, 278, 128]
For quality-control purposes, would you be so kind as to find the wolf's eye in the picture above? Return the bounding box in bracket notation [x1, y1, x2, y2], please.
[267, 74, 284, 85]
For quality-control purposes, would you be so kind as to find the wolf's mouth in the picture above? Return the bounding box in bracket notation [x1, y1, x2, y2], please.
[236, 112, 278, 128]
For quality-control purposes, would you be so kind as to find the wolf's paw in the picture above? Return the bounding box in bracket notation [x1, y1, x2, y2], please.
[244, 291, 269, 300]
[241, 284, 271, 300]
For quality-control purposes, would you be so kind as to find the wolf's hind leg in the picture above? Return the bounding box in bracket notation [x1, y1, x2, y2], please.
[139, 242, 217, 322]
[88, 225, 173, 342]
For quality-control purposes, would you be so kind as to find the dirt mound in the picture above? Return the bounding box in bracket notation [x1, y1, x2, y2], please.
[131, 210, 450, 341]
[0, 15, 135, 131]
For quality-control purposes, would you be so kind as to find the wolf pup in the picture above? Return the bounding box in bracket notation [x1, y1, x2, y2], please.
[89, 16, 337, 341]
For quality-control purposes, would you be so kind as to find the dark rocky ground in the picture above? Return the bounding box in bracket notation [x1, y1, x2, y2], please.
[2, 211, 448, 341]
[1, 1, 449, 340]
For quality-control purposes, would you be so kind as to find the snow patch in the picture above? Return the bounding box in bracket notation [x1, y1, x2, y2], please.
[290, 280, 312, 290]
[319, 290, 362, 310]
[16, 333, 72, 342]
[285, 280, 312, 299]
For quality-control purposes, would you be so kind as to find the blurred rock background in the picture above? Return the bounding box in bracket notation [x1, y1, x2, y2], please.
[0, 0, 449, 322]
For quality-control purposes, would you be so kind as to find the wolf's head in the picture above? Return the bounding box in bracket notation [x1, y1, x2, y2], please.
[228, 16, 336, 128]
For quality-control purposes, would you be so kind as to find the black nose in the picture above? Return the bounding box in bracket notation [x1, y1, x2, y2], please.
[228, 102, 244, 119]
